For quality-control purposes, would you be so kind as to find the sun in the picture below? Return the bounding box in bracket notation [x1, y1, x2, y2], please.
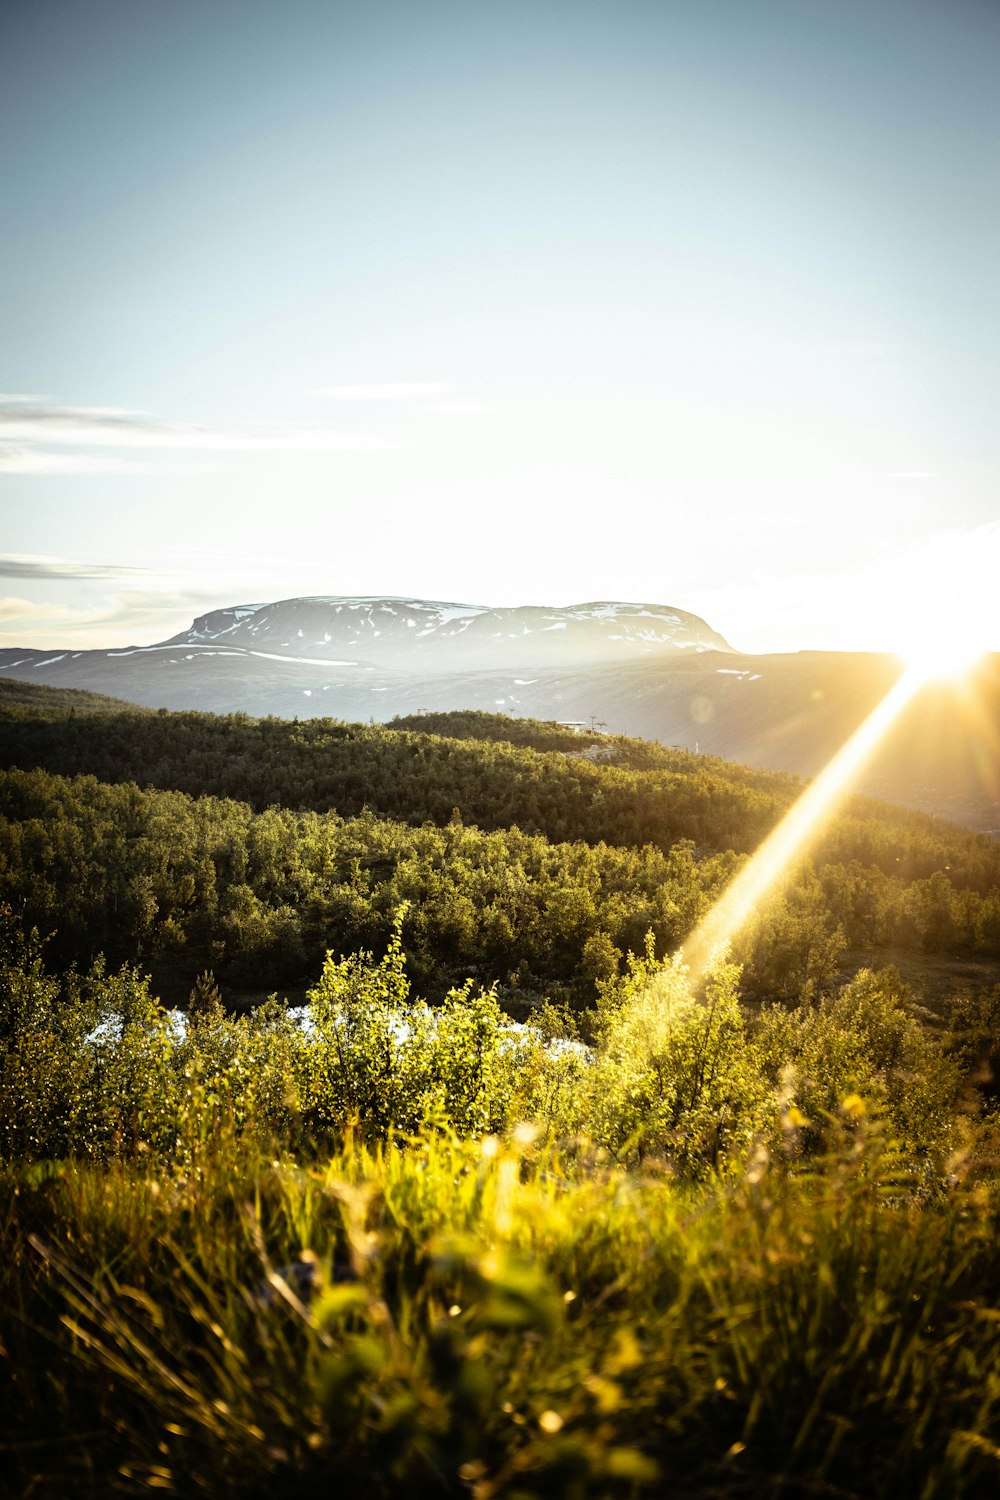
[893, 582, 992, 685]
[901, 632, 986, 686]
[873, 528, 998, 685]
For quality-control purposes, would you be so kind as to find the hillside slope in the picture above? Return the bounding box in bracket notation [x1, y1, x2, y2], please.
[1, 599, 997, 830]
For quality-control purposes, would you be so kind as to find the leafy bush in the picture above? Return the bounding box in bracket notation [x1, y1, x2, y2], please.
[302, 918, 536, 1140]
[587, 943, 766, 1172]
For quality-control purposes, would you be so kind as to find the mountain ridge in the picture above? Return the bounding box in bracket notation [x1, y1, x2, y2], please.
[159, 595, 733, 669]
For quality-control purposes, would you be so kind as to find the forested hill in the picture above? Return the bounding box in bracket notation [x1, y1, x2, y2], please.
[0, 683, 987, 871]
[0, 687, 794, 856]
[1, 681, 999, 1015]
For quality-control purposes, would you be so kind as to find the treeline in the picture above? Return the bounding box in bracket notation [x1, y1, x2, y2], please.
[392, 708, 799, 786]
[0, 701, 790, 854]
[2, 692, 997, 891]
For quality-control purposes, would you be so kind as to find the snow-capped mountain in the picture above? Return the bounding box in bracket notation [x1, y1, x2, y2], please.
[0, 595, 730, 730]
[162, 596, 732, 668]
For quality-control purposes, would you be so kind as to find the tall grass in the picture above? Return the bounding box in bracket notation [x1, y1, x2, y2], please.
[4, 1124, 1000, 1498]
[3, 914, 998, 1494]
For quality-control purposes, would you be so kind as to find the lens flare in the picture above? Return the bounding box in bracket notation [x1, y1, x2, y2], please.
[681, 666, 929, 984]
[850, 526, 997, 686]
[902, 638, 985, 686]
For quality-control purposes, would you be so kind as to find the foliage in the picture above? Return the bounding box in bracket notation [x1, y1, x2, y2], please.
[3, 687, 998, 1024]
[750, 968, 962, 1163]
[5, 688, 997, 894]
[0, 906, 970, 1182]
[0, 910, 562, 1165]
[3, 754, 998, 1021]
[302, 915, 534, 1139]
[586, 942, 765, 1172]
[5, 1128, 1000, 1498]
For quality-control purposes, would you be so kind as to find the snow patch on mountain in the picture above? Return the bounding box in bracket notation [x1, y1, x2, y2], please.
[160, 595, 731, 670]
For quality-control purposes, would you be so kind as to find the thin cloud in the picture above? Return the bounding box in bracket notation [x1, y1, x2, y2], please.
[313, 382, 454, 401]
[0, 596, 78, 624]
[0, 596, 133, 634]
[430, 401, 490, 416]
[0, 400, 384, 454]
[0, 445, 219, 475]
[0, 554, 147, 582]
[0, 585, 234, 648]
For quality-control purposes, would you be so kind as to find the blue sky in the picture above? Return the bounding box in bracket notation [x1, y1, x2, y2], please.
[2, 0, 999, 652]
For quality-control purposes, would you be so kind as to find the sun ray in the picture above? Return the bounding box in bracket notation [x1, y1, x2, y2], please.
[681, 665, 931, 984]
[949, 661, 1000, 805]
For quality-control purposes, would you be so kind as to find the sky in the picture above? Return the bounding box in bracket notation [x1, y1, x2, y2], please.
[2, 0, 999, 655]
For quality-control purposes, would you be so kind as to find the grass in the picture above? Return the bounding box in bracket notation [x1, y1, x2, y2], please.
[4, 1125, 1000, 1499]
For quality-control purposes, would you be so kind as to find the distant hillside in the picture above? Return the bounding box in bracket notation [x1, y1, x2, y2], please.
[1, 596, 997, 831]
[0, 678, 145, 718]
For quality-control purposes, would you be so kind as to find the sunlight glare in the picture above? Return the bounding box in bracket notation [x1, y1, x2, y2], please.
[878, 527, 997, 685]
[681, 666, 926, 984]
[901, 629, 986, 685]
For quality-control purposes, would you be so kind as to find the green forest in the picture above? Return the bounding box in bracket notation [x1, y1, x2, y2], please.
[3, 679, 1000, 1497]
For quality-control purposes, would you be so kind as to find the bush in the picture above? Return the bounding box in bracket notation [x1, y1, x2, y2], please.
[586, 942, 767, 1173]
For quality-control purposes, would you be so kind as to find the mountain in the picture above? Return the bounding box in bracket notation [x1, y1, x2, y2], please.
[163, 596, 733, 668]
[1, 596, 998, 832]
[0, 597, 729, 696]
[0, 595, 731, 720]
